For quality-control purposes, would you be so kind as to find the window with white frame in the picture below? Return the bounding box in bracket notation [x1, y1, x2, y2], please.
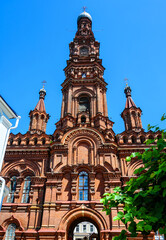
[83, 224, 86, 232]
[90, 224, 94, 232]
[76, 225, 79, 232]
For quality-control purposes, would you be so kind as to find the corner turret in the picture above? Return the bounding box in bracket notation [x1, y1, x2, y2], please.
[121, 85, 142, 132]
[29, 88, 50, 134]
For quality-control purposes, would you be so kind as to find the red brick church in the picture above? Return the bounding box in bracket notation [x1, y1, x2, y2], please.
[0, 11, 157, 240]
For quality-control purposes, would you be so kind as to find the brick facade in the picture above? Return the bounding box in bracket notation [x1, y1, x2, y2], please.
[0, 11, 157, 240]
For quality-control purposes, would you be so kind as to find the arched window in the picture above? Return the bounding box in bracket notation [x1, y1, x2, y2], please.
[140, 136, 145, 144]
[42, 138, 46, 145]
[126, 113, 131, 130]
[80, 47, 89, 56]
[26, 138, 29, 145]
[149, 135, 154, 144]
[34, 138, 37, 145]
[21, 176, 31, 203]
[79, 171, 88, 201]
[5, 223, 16, 240]
[82, 73, 86, 78]
[79, 97, 90, 112]
[131, 111, 136, 127]
[131, 136, 136, 144]
[7, 176, 17, 203]
[123, 136, 128, 144]
[9, 138, 13, 146]
[18, 138, 21, 146]
[149, 135, 154, 140]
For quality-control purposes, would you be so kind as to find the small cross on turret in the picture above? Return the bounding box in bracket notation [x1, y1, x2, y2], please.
[83, 6, 87, 12]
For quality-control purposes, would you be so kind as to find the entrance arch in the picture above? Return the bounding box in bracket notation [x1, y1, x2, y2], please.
[69, 217, 99, 240]
[58, 206, 108, 240]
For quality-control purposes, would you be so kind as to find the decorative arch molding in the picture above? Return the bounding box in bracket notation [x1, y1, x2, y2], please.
[1, 215, 24, 231]
[7, 169, 20, 178]
[58, 205, 108, 232]
[62, 128, 104, 146]
[0, 225, 5, 231]
[76, 165, 92, 173]
[20, 168, 35, 177]
[127, 160, 144, 176]
[73, 87, 95, 98]
[94, 165, 108, 173]
[60, 165, 73, 173]
[73, 138, 94, 148]
[2, 159, 40, 177]
[128, 134, 138, 139]
[59, 165, 92, 174]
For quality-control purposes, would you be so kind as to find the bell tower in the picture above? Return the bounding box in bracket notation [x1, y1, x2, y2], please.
[56, 11, 113, 131]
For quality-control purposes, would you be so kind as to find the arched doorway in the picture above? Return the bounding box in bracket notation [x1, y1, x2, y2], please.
[68, 217, 100, 240]
[58, 206, 108, 240]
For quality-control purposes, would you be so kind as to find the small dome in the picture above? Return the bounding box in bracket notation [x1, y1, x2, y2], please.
[77, 11, 92, 23]
[40, 87, 46, 94]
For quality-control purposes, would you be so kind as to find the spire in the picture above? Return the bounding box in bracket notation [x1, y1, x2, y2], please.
[121, 85, 142, 132]
[29, 87, 49, 134]
[35, 88, 46, 112]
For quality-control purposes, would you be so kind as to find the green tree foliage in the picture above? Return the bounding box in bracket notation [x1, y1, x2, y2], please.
[101, 114, 166, 240]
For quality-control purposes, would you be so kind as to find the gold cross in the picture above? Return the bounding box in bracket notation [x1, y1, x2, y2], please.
[42, 80, 47, 89]
[83, 6, 87, 12]
[124, 78, 128, 87]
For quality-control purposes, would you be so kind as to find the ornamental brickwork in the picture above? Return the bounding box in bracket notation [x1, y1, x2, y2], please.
[0, 11, 157, 240]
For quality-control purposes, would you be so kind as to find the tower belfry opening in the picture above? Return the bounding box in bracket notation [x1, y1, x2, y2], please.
[79, 97, 90, 113]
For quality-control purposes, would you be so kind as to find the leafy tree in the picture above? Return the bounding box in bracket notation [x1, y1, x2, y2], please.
[101, 115, 166, 240]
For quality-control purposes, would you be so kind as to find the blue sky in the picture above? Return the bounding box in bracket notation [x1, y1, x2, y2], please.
[0, 0, 166, 135]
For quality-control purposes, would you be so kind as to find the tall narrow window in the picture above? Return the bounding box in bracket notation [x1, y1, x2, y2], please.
[79, 171, 88, 201]
[83, 224, 87, 232]
[7, 176, 17, 203]
[5, 223, 16, 240]
[21, 176, 31, 203]
[76, 225, 79, 232]
[90, 224, 94, 232]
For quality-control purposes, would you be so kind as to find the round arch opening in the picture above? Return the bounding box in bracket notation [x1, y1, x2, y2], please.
[68, 217, 100, 240]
